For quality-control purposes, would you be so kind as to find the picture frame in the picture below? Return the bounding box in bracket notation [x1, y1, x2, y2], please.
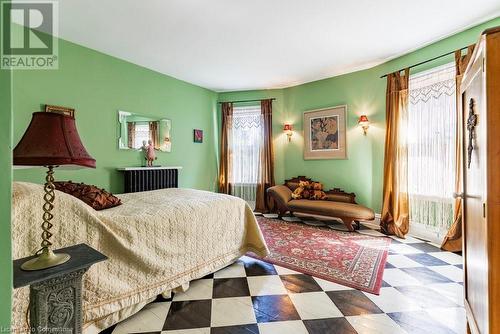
[117, 110, 172, 152]
[303, 105, 347, 160]
[44, 104, 75, 117]
[193, 129, 203, 143]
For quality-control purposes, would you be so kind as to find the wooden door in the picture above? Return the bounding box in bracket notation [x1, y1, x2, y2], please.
[461, 42, 488, 334]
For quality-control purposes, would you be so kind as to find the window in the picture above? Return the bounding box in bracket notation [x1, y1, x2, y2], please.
[134, 123, 150, 148]
[407, 63, 456, 243]
[229, 105, 263, 209]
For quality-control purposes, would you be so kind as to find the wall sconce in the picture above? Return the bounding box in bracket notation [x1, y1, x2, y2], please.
[358, 115, 370, 135]
[283, 124, 293, 142]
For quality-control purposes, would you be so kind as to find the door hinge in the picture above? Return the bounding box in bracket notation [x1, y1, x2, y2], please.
[483, 202, 486, 218]
[483, 58, 486, 72]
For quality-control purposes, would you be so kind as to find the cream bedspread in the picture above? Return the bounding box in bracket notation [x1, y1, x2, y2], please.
[11, 182, 268, 333]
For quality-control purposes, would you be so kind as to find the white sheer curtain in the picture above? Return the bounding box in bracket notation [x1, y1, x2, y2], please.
[407, 63, 456, 243]
[228, 105, 263, 210]
[134, 123, 150, 148]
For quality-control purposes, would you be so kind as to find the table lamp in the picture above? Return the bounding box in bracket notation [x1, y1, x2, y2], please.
[13, 111, 96, 271]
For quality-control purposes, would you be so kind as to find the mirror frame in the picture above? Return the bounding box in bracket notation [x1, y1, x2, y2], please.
[118, 110, 172, 152]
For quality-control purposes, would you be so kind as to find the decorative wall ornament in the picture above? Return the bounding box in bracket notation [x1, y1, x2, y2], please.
[44, 104, 75, 117]
[303, 105, 347, 160]
[193, 129, 203, 143]
[467, 98, 477, 169]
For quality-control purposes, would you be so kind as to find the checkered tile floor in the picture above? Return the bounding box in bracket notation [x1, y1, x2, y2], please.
[102, 217, 465, 334]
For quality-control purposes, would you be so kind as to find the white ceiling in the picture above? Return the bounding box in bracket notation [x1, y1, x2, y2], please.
[55, 0, 500, 92]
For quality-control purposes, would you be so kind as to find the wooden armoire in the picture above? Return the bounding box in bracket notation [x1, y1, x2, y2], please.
[460, 26, 500, 334]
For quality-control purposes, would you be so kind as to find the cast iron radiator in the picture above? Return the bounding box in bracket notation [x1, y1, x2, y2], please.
[122, 168, 179, 193]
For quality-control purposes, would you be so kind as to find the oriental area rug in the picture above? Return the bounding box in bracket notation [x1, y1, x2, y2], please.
[251, 216, 392, 294]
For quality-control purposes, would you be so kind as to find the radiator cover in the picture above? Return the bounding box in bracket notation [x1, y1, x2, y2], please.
[117, 167, 181, 193]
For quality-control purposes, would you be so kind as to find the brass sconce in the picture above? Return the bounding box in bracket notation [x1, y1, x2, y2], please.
[283, 124, 293, 142]
[358, 115, 370, 135]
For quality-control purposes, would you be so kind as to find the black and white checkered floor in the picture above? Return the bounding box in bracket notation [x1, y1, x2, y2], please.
[102, 216, 465, 334]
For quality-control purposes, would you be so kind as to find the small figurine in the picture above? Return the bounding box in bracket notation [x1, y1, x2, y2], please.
[141, 139, 157, 167]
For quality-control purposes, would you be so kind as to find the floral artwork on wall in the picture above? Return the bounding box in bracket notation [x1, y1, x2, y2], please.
[310, 115, 339, 150]
[303, 105, 347, 159]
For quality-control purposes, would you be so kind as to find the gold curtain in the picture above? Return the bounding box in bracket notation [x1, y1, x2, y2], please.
[149, 121, 159, 149]
[255, 99, 275, 213]
[380, 69, 410, 238]
[441, 45, 475, 252]
[218, 102, 233, 194]
[127, 122, 135, 148]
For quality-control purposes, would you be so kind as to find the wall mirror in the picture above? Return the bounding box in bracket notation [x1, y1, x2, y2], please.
[118, 110, 172, 152]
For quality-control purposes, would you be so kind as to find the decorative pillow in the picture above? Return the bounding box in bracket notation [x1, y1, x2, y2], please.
[291, 180, 311, 199]
[291, 186, 303, 199]
[54, 181, 122, 210]
[309, 182, 327, 200]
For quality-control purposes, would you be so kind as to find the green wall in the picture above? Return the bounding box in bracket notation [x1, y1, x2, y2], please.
[12, 37, 219, 193]
[0, 38, 13, 334]
[219, 17, 500, 213]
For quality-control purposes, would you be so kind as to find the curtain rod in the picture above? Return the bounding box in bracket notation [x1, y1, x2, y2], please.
[380, 46, 468, 79]
[217, 98, 276, 104]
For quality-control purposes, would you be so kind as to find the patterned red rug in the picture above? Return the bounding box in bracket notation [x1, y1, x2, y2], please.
[251, 217, 392, 295]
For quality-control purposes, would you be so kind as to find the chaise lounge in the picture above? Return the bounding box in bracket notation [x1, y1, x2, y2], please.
[267, 176, 375, 231]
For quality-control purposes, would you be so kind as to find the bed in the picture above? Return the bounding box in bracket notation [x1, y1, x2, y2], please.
[11, 182, 268, 333]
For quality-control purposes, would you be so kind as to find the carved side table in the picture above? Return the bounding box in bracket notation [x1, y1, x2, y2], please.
[13, 244, 107, 334]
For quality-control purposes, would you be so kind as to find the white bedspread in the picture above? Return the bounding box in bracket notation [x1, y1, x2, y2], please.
[11, 182, 268, 333]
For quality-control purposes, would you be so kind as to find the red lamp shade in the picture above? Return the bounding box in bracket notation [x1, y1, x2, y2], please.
[358, 115, 369, 124]
[283, 124, 292, 131]
[13, 112, 96, 168]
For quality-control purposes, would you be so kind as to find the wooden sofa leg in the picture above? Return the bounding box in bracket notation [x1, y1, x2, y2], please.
[341, 218, 356, 232]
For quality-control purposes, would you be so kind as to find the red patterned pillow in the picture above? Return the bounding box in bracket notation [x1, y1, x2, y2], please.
[54, 181, 122, 211]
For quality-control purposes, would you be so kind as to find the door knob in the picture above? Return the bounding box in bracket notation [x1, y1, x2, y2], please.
[453, 192, 464, 199]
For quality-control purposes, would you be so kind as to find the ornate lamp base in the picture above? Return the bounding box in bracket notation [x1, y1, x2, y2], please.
[21, 248, 71, 271]
[21, 166, 71, 271]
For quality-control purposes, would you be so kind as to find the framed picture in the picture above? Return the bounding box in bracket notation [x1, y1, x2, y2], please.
[303, 105, 347, 160]
[193, 129, 203, 143]
[45, 104, 75, 117]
